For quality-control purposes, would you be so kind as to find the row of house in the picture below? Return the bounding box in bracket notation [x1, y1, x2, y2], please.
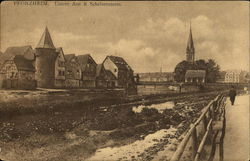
[218, 70, 249, 83]
[0, 27, 136, 90]
[184, 70, 250, 84]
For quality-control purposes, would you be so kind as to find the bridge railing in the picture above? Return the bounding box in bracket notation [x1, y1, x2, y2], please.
[170, 93, 226, 161]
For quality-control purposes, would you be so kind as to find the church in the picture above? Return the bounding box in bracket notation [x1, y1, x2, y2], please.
[185, 25, 206, 83]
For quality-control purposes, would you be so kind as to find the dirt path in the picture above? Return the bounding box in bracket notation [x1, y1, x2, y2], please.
[216, 95, 249, 161]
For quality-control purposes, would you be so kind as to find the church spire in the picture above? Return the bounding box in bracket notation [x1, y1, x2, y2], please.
[187, 22, 194, 51]
[186, 22, 195, 63]
[36, 26, 55, 49]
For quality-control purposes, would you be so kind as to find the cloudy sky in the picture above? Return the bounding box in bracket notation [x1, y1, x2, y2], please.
[1, 1, 249, 72]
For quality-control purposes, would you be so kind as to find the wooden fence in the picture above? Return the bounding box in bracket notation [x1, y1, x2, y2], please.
[170, 93, 226, 161]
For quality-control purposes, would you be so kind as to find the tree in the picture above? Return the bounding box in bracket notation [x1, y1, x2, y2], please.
[206, 59, 220, 83]
[194, 59, 207, 70]
[174, 61, 194, 82]
[174, 59, 220, 83]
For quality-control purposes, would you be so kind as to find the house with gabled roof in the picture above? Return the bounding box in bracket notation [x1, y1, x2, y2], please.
[0, 55, 36, 89]
[77, 54, 97, 88]
[0, 45, 36, 89]
[103, 55, 136, 92]
[96, 63, 117, 88]
[0, 45, 35, 70]
[64, 54, 81, 88]
[4, 45, 35, 61]
[54, 47, 66, 88]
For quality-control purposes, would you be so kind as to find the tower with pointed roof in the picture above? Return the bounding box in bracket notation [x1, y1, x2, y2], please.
[35, 27, 57, 88]
[186, 23, 195, 64]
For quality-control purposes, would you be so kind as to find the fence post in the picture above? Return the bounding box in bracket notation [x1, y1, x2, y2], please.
[219, 141, 224, 161]
[211, 102, 215, 120]
[191, 127, 198, 160]
[203, 115, 207, 134]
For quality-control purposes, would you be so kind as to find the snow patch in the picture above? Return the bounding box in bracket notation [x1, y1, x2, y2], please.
[132, 101, 175, 113]
[87, 128, 177, 161]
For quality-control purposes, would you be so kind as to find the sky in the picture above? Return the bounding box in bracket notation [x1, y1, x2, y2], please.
[1, 1, 249, 73]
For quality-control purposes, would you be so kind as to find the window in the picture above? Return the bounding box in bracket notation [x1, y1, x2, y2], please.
[114, 69, 117, 72]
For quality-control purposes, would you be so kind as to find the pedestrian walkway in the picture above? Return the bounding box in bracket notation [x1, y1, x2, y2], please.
[215, 94, 249, 161]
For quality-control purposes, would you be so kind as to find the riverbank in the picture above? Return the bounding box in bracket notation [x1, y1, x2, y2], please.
[0, 90, 223, 161]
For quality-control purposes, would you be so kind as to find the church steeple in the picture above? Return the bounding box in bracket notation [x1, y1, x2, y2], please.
[36, 26, 55, 49]
[186, 22, 195, 63]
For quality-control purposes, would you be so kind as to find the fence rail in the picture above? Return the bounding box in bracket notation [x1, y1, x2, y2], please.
[170, 93, 226, 161]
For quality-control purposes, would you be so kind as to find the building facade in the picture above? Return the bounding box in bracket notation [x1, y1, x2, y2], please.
[185, 70, 206, 83]
[225, 70, 249, 83]
[77, 54, 97, 88]
[0, 46, 36, 89]
[0, 55, 36, 89]
[65, 54, 82, 88]
[103, 56, 135, 88]
[96, 64, 117, 88]
[54, 47, 66, 88]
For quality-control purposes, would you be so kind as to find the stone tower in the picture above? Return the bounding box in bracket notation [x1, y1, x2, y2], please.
[35, 27, 57, 88]
[186, 24, 195, 64]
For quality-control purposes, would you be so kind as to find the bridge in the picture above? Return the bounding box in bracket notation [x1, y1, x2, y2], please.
[170, 93, 249, 161]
